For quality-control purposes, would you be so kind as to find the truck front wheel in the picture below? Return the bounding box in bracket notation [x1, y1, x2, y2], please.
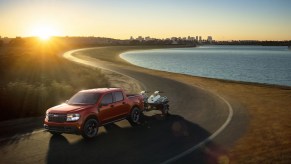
[82, 118, 99, 139]
[127, 107, 141, 126]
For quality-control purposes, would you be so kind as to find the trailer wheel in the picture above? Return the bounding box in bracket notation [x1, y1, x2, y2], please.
[127, 107, 141, 126]
[82, 118, 99, 139]
[162, 105, 170, 116]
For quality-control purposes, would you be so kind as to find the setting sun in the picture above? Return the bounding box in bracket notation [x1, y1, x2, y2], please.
[30, 24, 58, 41]
[39, 33, 51, 41]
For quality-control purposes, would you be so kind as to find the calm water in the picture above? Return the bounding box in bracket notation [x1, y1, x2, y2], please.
[121, 46, 291, 86]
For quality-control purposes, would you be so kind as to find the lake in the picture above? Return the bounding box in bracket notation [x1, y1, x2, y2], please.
[120, 46, 291, 86]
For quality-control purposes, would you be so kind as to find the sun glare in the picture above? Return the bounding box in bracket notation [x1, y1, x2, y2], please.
[39, 34, 50, 41]
[39, 33, 51, 40]
[30, 24, 58, 41]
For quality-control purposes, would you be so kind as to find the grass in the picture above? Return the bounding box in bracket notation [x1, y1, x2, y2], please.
[0, 43, 109, 121]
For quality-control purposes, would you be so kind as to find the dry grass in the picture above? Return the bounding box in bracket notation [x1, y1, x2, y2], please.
[176, 78, 291, 163]
[0, 44, 109, 121]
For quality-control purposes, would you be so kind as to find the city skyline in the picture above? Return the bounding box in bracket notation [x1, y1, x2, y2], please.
[1, 0, 291, 41]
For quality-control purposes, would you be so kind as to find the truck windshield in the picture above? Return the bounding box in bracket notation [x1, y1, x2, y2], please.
[67, 92, 100, 105]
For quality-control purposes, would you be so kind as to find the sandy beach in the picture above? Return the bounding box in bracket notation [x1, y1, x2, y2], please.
[73, 46, 291, 163]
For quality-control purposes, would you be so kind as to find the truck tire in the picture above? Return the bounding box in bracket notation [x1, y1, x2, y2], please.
[82, 118, 99, 139]
[127, 107, 141, 126]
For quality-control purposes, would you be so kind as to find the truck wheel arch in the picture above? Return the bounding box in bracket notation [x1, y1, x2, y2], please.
[127, 106, 143, 126]
[83, 114, 99, 128]
[131, 105, 141, 112]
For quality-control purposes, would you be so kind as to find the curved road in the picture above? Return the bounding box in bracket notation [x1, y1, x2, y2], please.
[0, 47, 247, 164]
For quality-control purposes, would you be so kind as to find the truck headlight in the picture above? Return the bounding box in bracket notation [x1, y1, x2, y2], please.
[67, 113, 80, 121]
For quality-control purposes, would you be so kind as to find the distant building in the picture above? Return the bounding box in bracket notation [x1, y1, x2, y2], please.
[199, 36, 202, 42]
[188, 37, 195, 41]
[130, 36, 134, 40]
[137, 36, 144, 42]
[207, 36, 213, 43]
[196, 36, 198, 41]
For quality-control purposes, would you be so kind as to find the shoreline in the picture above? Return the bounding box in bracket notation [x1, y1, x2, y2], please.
[74, 46, 291, 163]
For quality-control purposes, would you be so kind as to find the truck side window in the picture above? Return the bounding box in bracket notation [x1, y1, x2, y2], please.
[114, 91, 124, 102]
[101, 93, 113, 105]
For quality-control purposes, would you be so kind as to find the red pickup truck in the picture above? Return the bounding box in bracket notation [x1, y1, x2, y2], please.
[44, 88, 144, 139]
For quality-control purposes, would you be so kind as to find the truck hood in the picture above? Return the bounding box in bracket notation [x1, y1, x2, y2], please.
[47, 103, 92, 113]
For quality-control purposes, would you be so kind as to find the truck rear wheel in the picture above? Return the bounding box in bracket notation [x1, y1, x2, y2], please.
[82, 118, 99, 139]
[127, 107, 141, 126]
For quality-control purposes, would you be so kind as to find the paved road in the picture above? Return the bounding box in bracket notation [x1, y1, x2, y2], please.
[0, 48, 247, 164]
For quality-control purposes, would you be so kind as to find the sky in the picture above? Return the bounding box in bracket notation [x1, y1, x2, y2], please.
[1, 0, 291, 41]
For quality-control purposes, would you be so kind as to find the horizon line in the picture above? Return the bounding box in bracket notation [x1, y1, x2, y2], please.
[1, 35, 291, 42]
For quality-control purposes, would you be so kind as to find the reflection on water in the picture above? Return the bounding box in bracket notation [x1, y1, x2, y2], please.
[121, 46, 291, 86]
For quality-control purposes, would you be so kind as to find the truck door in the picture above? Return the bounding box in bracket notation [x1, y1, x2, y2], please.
[98, 93, 116, 123]
[113, 91, 130, 117]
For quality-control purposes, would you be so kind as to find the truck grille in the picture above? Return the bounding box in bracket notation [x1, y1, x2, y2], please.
[48, 113, 67, 123]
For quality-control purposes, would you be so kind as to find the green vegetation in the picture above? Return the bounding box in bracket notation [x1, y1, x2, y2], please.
[0, 44, 109, 121]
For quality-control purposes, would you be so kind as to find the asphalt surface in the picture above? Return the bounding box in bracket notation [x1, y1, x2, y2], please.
[0, 47, 248, 164]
